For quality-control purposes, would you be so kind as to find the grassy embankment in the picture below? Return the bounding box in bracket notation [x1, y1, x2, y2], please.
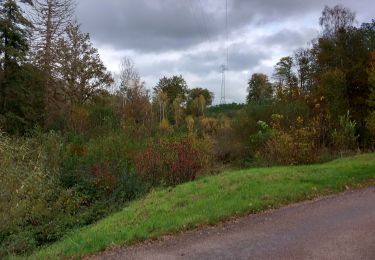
[29, 153, 375, 259]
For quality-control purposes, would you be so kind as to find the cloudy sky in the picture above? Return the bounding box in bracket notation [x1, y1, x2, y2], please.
[75, 0, 373, 104]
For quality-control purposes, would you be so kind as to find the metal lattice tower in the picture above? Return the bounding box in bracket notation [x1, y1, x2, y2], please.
[220, 0, 228, 105]
[220, 64, 226, 104]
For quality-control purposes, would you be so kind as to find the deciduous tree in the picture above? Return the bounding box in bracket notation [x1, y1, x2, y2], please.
[187, 87, 213, 117]
[188, 87, 213, 106]
[247, 73, 273, 103]
[294, 48, 315, 92]
[118, 57, 140, 95]
[153, 75, 188, 104]
[273, 56, 298, 90]
[319, 5, 356, 38]
[55, 22, 113, 105]
[31, 0, 75, 115]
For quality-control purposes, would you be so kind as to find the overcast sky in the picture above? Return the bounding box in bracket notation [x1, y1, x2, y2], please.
[75, 0, 374, 104]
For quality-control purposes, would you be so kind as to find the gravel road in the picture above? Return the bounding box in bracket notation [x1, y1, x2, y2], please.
[91, 187, 375, 260]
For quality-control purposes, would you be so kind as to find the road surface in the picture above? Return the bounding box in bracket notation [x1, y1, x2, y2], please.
[91, 187, 375, 260]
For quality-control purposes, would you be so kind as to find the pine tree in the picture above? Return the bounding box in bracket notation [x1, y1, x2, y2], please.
[0, 0, 45, 133]
[0, 0, 32, 112]
[0, 0, 32, 73]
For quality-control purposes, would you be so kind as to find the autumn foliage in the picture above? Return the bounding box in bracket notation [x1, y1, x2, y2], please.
[135, 136, 212, 186]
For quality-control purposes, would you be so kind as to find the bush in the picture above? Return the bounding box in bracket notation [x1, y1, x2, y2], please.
[199, 115, 245, 164]
[0, 131, 145, 258]
[0, 231, 37, 257]
[135, 135, 212, 186]
[232, 102, 274, 160]
[331, 111, 358, 152]
[66, 104, 121, 137]
[60, 132, 143, 201]
[88, 105, 121, 135]
[272, 98, 311, 128]
[68, 106, 90, 134]
[0, 132, 89, 257]
[366, 111, 375, 147]
[256, 115, 319, 165]
[250, 121, 272, 148]
[199, 117, 220, 135]
[213, 126, 244, 163]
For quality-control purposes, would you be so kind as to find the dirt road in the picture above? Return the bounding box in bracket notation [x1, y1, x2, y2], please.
[91, 187, 375, 260]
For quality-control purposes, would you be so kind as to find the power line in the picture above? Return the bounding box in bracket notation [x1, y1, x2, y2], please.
[185, 0, 210, 41]
[183, 0, 229, 105]
[226, 0, 229, 71]
[196, 0, 210, 40]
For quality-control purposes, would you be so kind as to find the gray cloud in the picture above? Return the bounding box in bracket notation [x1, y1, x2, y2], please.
[75, 0, 374, 103]
[76, 0, 221, 52]
[137, 44, 267, 79]
[76, 0, 372, 52]
[227, 43, 268, 71]
[260, 28, 319, 50]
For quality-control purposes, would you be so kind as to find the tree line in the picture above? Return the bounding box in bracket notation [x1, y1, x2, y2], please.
[1, 1, 374, 150]
[246, 5, 375, 149]
[0, 0, 216, 135]
[0, 0, 115, 133]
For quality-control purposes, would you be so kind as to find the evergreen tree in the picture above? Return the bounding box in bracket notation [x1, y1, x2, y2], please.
[0, 0, 32, 72]
[0, 0, 44, 133]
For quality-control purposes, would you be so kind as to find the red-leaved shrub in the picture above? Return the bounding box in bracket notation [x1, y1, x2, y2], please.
[135, 136, 212, 186]
[90, 162, 117, 194]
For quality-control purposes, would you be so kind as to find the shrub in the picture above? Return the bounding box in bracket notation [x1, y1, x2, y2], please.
[201, 116, 244, 164]
[0, 133, 89, 257]
[256, 115, 319, 165]
[199, 117, 219, 135]
[60, 132, 143, 201]
[120, 118, 152, 141]
[88, 105, 121, 135]
[66, 104, 121, 137]
[366, 111, 375, 147]
[213, 126, 244, 163]
[250, 121, 272, 148]
[0, 130, 145, 258]
[68, 106, 90, 134]
[331, 111, 358, 152]
[232, 102, 274, 160]
[272, 99, 311, 128]
[159, 118, 172, 135]
[185, 116, 195, 133]
[0, 231, 37, 257]
[135, 135, 212, 186]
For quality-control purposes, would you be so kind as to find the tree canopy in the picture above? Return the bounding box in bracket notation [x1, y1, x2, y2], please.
[247, 73, 273, 103]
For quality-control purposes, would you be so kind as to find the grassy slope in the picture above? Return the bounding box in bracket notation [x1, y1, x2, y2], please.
[30, 154, 375, 259]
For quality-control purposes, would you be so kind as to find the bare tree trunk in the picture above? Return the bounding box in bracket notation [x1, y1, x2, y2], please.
[31, 0, 75, 125]
[44, 0, 53, 114]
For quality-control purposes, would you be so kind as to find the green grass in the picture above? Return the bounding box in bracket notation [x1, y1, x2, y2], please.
[29, 154, 375, 259]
